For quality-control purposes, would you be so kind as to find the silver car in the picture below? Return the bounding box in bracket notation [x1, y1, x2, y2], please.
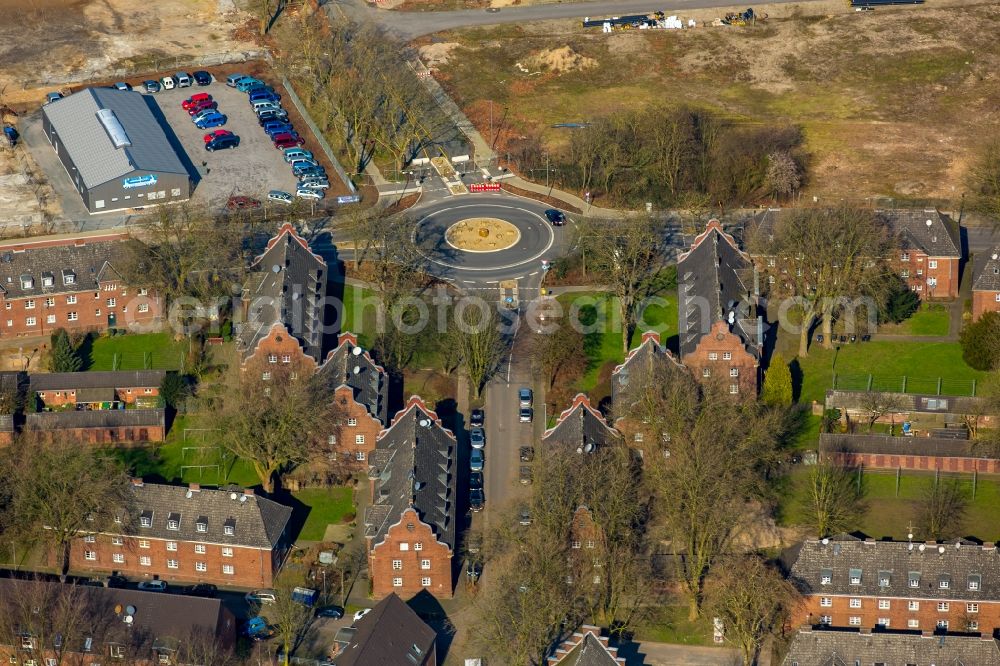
[267, 190, 293, 204]
[295, 188, 323, 200]
[298, 179, 329, 191]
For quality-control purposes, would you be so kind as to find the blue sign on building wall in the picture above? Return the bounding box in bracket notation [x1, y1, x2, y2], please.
[122, 174, 158, 189]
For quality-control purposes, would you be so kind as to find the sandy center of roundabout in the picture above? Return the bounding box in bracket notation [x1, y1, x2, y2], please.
[444, 217, 521, 252]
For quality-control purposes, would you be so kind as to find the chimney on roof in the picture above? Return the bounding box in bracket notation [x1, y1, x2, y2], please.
[921, 630, 933, 638]
[243, 488, 254, 496]
[131, 478, 143, 487]
[188, 483, 200, 492]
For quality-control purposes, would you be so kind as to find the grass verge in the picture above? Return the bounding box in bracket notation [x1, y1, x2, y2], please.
[293, 487, 356, 542]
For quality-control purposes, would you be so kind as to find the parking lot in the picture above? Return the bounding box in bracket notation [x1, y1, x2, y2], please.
[149, 74, 304, 208]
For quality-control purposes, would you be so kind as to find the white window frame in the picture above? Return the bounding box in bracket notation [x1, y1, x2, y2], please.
[819, 597, 832, 607]
[166, 559, 178, 569]
[937, 601, 950, 612]
[849, 598, 861, 608]
[195, 544, 206, 554]
[139, 556, 151, 567]
[420, 559, 431, 570]
[392, 577, 403, 587]
[878, 599, 890, 610]
[908, 600, 919, 611]
[392, 559, 402, 571]
[84, 550, 96, 561]
[421, 576, 431, 587]
[222, 547, 233, 558]
[196, 562, 207, 572]
[113, 553, 125, 564]
[968, 603, 979, 613]
[222, 564, 234, 575]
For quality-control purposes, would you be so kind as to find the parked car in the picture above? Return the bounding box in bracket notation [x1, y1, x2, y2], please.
[142, 80, 161, 93]
[519, 466, 533, 485]
[206, 134, 240, 151]
[137, 579, 167, 592]
[298, 174, 329, 186]
[160, 75, 176, 90]
[252, 101, 282, 115]
[353, 608, 372, 623]
[470, 408, 484, 428]
[469, 471, 483, 490]
[470, 448, 484, 472]
[106, 574, 128, 588]
[297, 179, 328, 191]
[187, 100, 218, 116]
[236, 77, 265, 92]
[192, 70, 212, 86]
[518, 387, 532, 407]
[190, 108, 217, 123]
[257, 109, 289, 125]
[112, 82, 132, 91]
[203, 129, 233, 143]
[275, 135, 305, 149]
[544, 209, 566, 226]
[263, 121, 294, 136]
[469, 428, 485, 450]
[470, 488, 485, 512]
[293, 164, 324, 178]
[45, 91, 63, 104]
[519, 446, 534, 462]
[242, 616, 274, 640]
[519, 407, 533, 423]
[226, 73, 252, 87]
[295, 188, 323, 200]
[226, 196, 261, 210]
[245, 590, 277, 605]
[287, 157, 318, 168]
[249, 89, 280, 103]
[466, 559, 482, 582]
[194, 112, 227, 129]
[315, 606, 344, 619]
[182, 92, 213, 109]
[283, 148, 313, 163]
[268, 190, 293, 205]
[175, 72, 193, 88]
[181, 583, 218, 597]
[518, 506, 532, 526]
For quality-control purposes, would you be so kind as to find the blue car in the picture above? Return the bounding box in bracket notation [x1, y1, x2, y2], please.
[194, 112, 227, 129]
[249, 90, 280, 103]
[235, 78, 265, 92]
[264, 123, 295, 138]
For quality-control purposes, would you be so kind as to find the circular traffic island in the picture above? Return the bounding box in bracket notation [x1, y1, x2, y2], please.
[445, 218, 521, 253]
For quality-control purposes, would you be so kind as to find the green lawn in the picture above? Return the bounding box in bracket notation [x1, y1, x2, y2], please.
[86, 332, 186, 371]
[294, 487, 356, 541]
[778, 467, 1000, 541]
[635, 604, 717, 647]
[793, 341, 985, 405]
[877, 303, 951, 337]
[339, 284, 376, 348]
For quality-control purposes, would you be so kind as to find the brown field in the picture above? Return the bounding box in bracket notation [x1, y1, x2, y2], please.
[428, 0, 1000, 203]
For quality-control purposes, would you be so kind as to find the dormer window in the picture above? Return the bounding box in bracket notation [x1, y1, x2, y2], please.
[224, 518, 236, 536]
[969, 574, 981, 591]
[139, 510, 153, 528]
[41, 272, 54, 287]
[62, 269, 75, 285]
[20, 275, 33, 290]
[908, 571, 920, 588]
[196, 517, 208, 533]
[166, 512, 180, 530]
[878, 571, 890, 587]
[849, 568, 862, 585]
[820, 568, 832, 585]
[938, 574, 951, 589]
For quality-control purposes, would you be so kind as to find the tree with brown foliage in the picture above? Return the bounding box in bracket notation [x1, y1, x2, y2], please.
[800, 458, 866, 538]
[916, 478, 968, 541]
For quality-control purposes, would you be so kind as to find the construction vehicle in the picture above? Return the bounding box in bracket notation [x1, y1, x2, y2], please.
[582, 11, 663, 29]
[721, 8, 764, 26]
[850, 0, 923, 5]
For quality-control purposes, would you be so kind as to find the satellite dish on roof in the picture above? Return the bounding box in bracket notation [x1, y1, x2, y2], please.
[114, 604, 123, 614]
[821, 538, 829, 546]
[584, 442, 594, 453]
[993, 254, 998, 261]
[926, 219, 933, 227]
[956, 542, 962, 549]
[353, 366, 361, 375]
[919, 544, 926, 552]
[123, 615, 133, 625]
[230, 492, 238, 500]
[419, 419, 430, 428]
[352, 346, 363, 356]
[185, 490, 193, 499]
[938, 546, 945, 554]
[125, 605, 136, 616]
[272, 264, 281, 273]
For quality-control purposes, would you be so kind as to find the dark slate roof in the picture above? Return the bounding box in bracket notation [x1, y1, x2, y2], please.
[876, 209, 961, 258]
[26, 408, 165, 430]
[553, 633, 625, 666]
[781, 627, 1000, 666]
[41, 87, 188, 189]
[0, 237, 131, 299]
[677, 221, 760, 358]
[77, 387, 116, 403]
[333, 593, 436, 666]
[364, 398, 457, 551]
[789, 534, 1000, 601]
[611, 332, 684, 407]
[820, 433, 990, 461]
[30, 370, 166, 392]
[825, 390, 985, 415]
[542, 394, 622, 451]
[118, 481, 291, 550]
[317, 334, 388, 424]
[973, 247, 1000, 292]
[239, 224, 327, 362]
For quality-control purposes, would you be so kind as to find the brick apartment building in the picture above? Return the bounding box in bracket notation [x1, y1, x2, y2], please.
[542, 393, 622, 452]
[329, 593, 437, 665]
[676, 220, 761, 397]
[0, 232, 161, 339]
[611, 330, 686, 447]
[0, 578, 236, 666]
[972, 247, 1000, 322]
[30, 369, 166, 408]
[365, 397, 457, 600]
[789, 533, 1000, 634]
[782, 626, 1000, 665]
[879, 208, 962, 300]
[568, 506, 606, 587]
[69, 480, 293, 589]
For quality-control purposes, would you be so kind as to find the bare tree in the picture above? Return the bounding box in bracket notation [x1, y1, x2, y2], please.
[857, 390, 906, 432]
[706, 555, 797, 666]
[764, 150, 801, 202]
[916, 478, 968, 540]
[1, 437, 136, 580]
[527, 317, 587, 392]
[265, 571, 315, 666]
[801, 459, 865, 538]
[451, 303, 508, 399]
[967, 137, 1000, 222]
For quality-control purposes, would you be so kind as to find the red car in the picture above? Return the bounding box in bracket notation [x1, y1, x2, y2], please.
[187, 100, 218, 116]
[181, 93, 212, 110]
[203, 129, 233, 143]
[226, 196, 261, 210]
[272, 132, 304, 149]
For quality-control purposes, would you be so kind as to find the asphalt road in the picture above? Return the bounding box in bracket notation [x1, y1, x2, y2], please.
[329, 0, 827, 39]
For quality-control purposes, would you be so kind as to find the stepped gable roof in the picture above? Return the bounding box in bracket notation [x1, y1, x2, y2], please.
[542, 393, 621, 451]
[317, 332, 388, 424]
[547, 626, 627, 666]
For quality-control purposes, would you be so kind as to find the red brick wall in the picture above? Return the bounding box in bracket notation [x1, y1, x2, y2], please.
[826, 451, 1000, 474]
[369, 508, 453, 600]
[242, 325, 318, 374]
[684, 321, 758, 397]
[37, 385, 160, 408]
[69, 533, 277, 588]
[890, 252, 959, 300]
[793, 594, 1000, 633]
[0, 282, 161, 339]
[29, 424, 165, 445]
[973, 290, 1000, 322]
[332, 385, 381, 469]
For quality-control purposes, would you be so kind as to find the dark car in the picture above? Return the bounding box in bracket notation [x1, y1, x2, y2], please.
[470, 408, 484, 428]
[518, 506, 532, 526]
[469, 471, 483, 490]
[182, 583, 218, 597]
[519, 466, 533, 485]
[192, 70, 212, 86]
[293, 165, 325, 179]
[469, 488, 485, 512]
[249, 89, 280, 103]
[258, 110, 289, 125]
[226, 196, 261, 210]
[106, 574, 128, 588]
[275, 137, 305, 149]
[206, 134, 239, 151]
[263, 121, 294, 136]
[544, 209, 566, 226]
[187, 100, 218, 116]
[315, 605, 344, 619]
[519, 446, 534, 462]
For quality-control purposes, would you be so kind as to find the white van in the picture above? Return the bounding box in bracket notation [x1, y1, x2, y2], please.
[160, 75, 176, 90]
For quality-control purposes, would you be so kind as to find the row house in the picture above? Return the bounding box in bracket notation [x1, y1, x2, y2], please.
[26, 408, 166, 444]
[69, 480, 293, 589]
[30, 369, 166, 409]
[542, 393, 622, 452]
[0, 232, 161, 339]
[789, 533, 1000, 634]
[546, 625, 628, 665]
[879, 208, 962, 300]
[820, 433, 1000, 475]
[365, 397, 457, 600]
[782, 626, 1000, 666]
[0, 578, 236, 666]
[568, 506, 606, 588]
[611, 330, 686, 447]
[972, 246, 1000, 321]
[329, 593, 436, 666]
[676, 220, 761, 397]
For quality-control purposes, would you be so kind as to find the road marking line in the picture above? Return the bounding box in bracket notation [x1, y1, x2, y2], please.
[528, 271, 539, 276]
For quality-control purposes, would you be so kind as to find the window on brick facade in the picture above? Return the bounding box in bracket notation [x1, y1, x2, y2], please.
[729, 384, 739, 394]
[848, 616, 860, 626]
[819, 597, 832, 607]
[113, 553, 124, 564]
[5, 320, 10, 327]
[908, 619, 919, 628]
[196, 562, 207, 572]
[109, 644, 124, 658]
[929, 260, 938, 269]
[937, 602, 949, 611]
[139, 539, 150, 548]
[414, 542, 422, 551]
[268, 354, 277, 364]
[138, 303, 149, 313]
[195, 544, 206, 554]
[355, 434, 365, 445]
[996, 294, 1000, 303]
[46, 314, 55, 324]
[969, 621, 979, 631]
[67, 295, 77, 304]
[878, 599, 890, 609]
[730, 368, 739, 377]
[968, 603, 979, 613]
[112, 536, 123, 546]
[166, 542, 177, 551]
[222, 565, 234, 575]
[106, 298, 116, 308]
[819, 616, 831, 625]
[25, 300, 34, 309]
[44, 297, 54, 307]
[84, 550, 96, 561]
[877, 618, 890, 627]
[25, 317, 35, 327]
[281, 355, 291, 363]
[84, 535, 95, 543]
[901, 252, 910, 261]
[708, 353, 718, 361]
[723, 352, 732, 360]
[139, 556, 151, 567]
[223, 548, 233, 558]
[262, 371, 271, 381]
[348, 418, 358, 426]
[167, 560, 178, 569]
[399, 543, 409, 551]
[421, 577, 431, 587]
[849, 598, 861, 608]
[571, 540, 581, 549]
[355, 451, 366, 461]
[95, 309, 101, 316]
[392, 559, 402, 570]
[702, 368, 710, 378]
[67, 312, 78, 321]
[909, 600, 919, 611]
[393, 577, 403, 587]
[421, 559, 431, 570]
[937, 620, 948, 629]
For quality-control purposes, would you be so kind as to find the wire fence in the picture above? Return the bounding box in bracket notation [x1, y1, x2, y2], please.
[832, 373, 978, 397]
[106, 350, 184, 372]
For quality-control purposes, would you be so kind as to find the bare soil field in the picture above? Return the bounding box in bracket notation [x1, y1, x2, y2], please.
[429, 0, 1000, 202]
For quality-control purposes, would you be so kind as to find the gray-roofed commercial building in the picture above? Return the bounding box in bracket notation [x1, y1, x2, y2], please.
[330, 593, 436, 665]
[42, 87, 191, 214]
[68, 480, 294, 588]
[365, 397, 457, 599]
[782, 627, 1000, 666]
